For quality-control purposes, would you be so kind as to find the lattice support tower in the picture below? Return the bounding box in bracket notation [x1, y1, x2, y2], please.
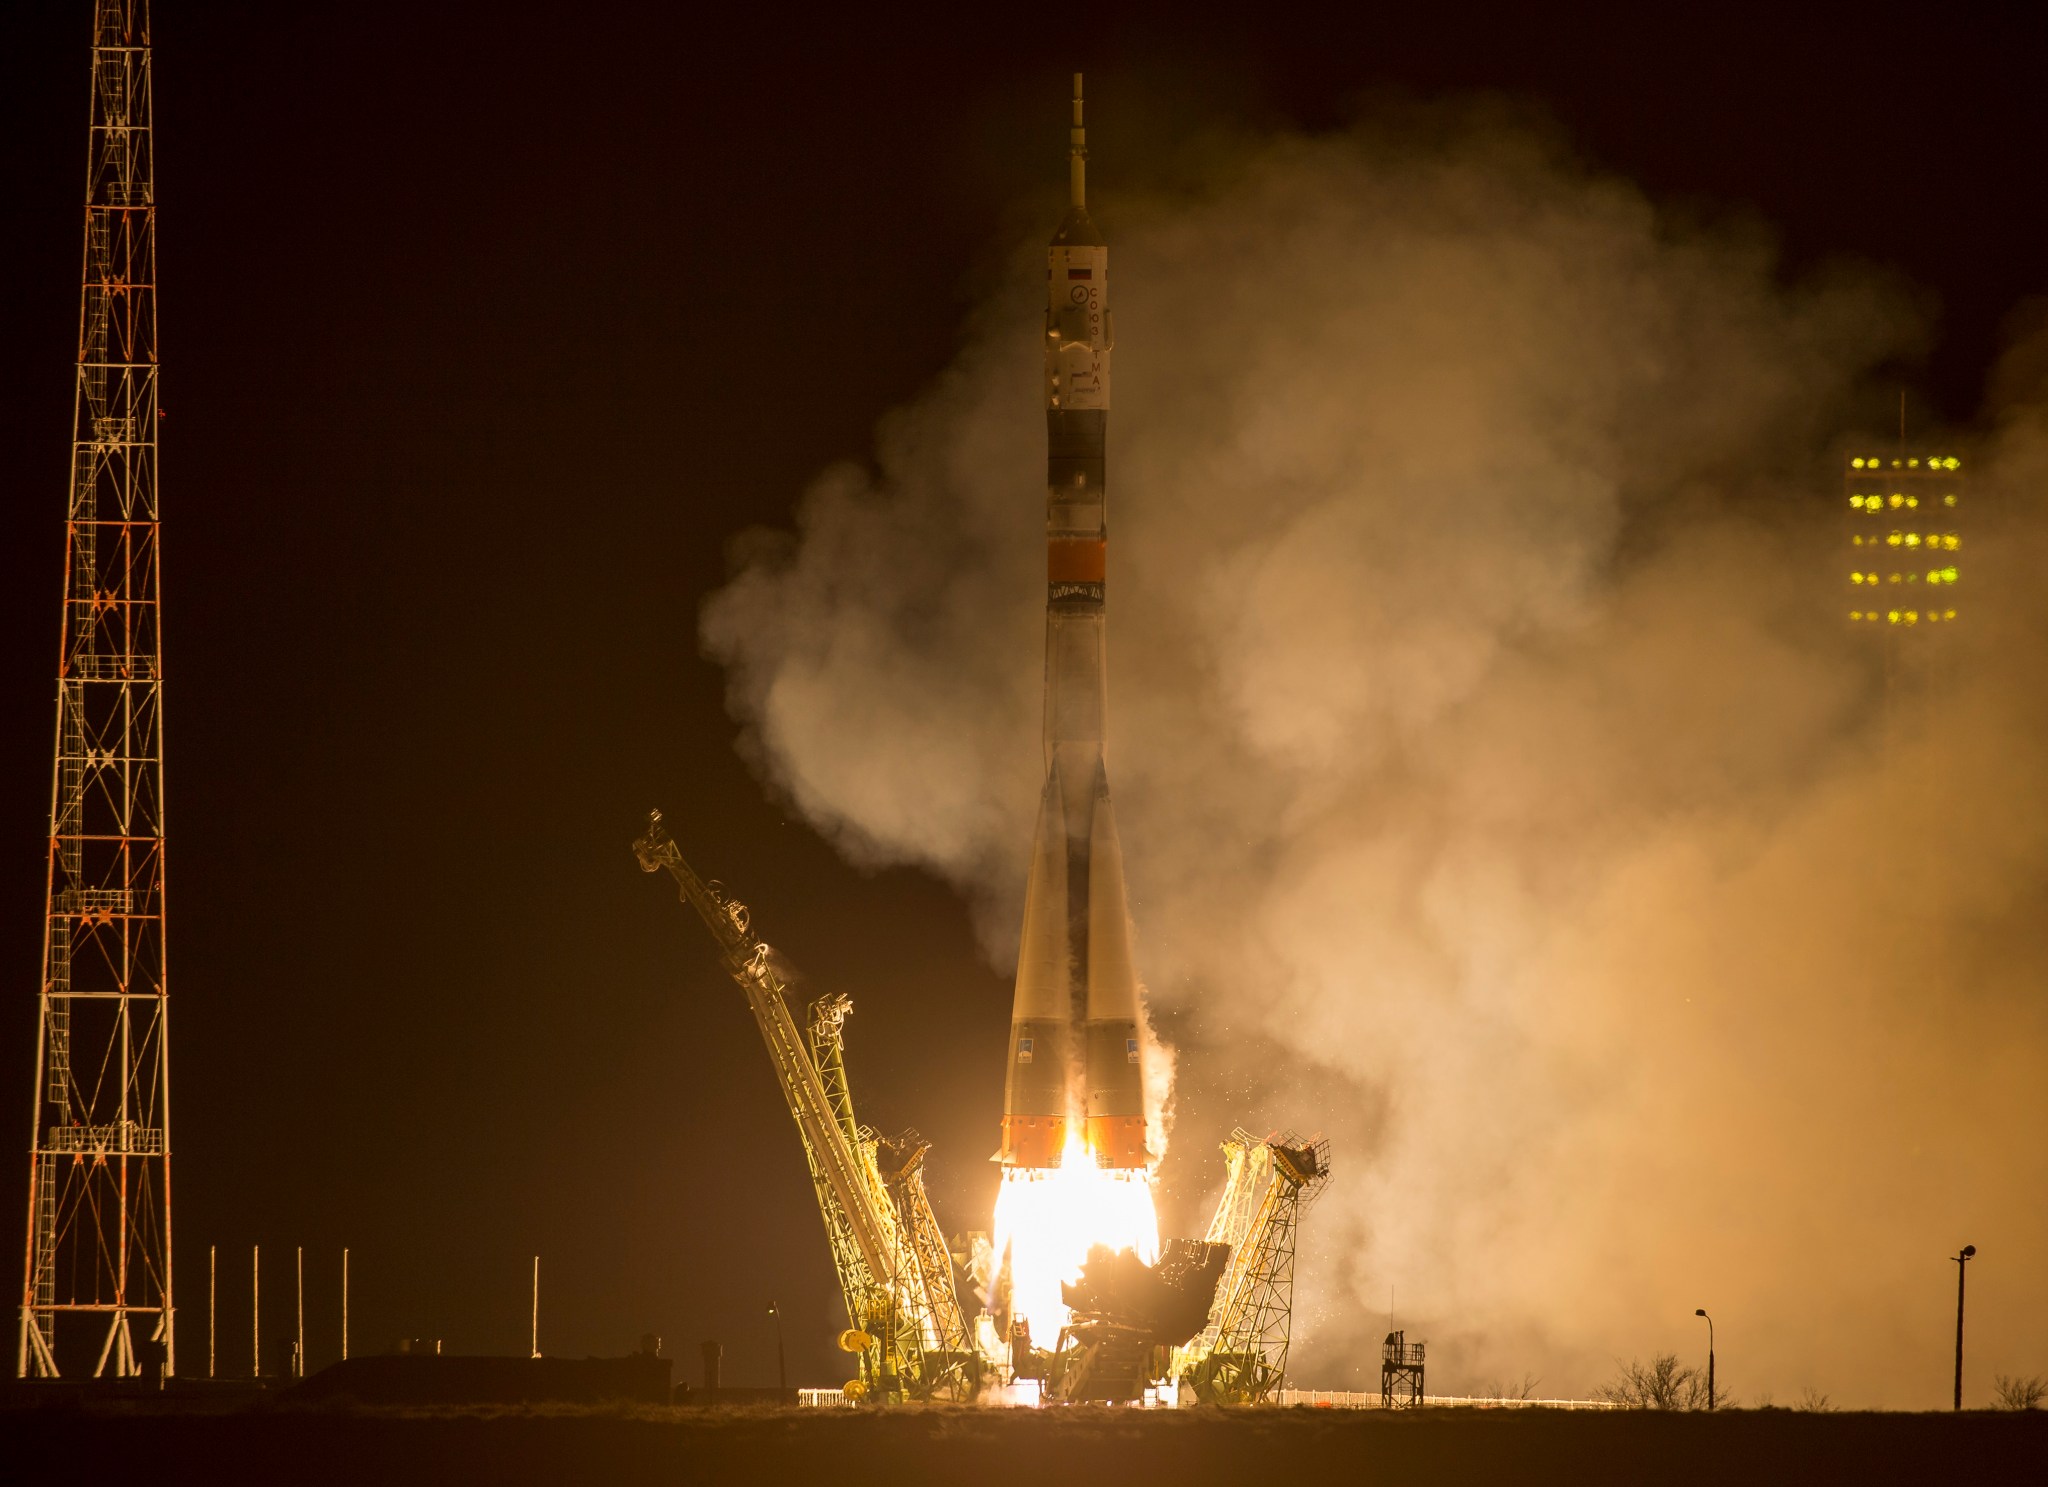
[872, 1130, 974, 1367]
[1177, 1133, 1328, 1404]
[807, 1003, 965, 1396]
[1170, 1130, 1274, 1377]
[634, 811, 972, 1401]
[18, 0, 174, 1382]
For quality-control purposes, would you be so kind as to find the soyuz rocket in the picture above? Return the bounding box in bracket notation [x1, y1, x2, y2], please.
[1000, 76, 1148, 1172]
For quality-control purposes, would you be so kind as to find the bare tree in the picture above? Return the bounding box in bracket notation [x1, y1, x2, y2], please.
[1477, 1372, 1541, 1402]
[1796, 1387, 1836, 1412]
[1595, 1354, 1712, 1410]
[1992, 1374, 2047, 1410]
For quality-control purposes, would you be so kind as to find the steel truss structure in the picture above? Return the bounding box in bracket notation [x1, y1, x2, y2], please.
[1175, 1130, 1329, 1404]
[870, 1128, 972, 1363]
[18, 0, 173, 1381]
[1381, 1329, 1426, 1408]
[634, 811, 974, 1401]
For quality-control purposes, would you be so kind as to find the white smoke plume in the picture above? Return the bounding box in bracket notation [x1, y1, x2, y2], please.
[702, 105, 2048, 1405]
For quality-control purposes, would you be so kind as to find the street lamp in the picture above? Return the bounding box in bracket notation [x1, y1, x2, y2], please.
[768, 1302, 788, 1391]
[1694, 1309, 1714, 1412]
[1952, 1246, 1976, 1411]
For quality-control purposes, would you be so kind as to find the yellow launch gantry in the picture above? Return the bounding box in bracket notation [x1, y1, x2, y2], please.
[633, 811, 976, 1402]
[1173, 1130, 1330, 1404]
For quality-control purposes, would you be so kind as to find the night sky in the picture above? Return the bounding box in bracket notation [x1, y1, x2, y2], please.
[2, 2, 2045, 1388]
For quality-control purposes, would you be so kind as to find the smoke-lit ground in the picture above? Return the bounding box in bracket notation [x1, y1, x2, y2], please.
[701, 103, 2048, 1407]
[4, 1399, 2046, 1486]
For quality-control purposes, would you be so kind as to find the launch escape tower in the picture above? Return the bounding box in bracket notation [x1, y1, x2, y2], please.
[18, 0, 173, 1380]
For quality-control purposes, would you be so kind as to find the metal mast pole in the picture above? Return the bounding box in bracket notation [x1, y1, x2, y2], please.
[1695, 1309, 1715, 1412]
[1952, 1245, 1975, 1410]
[18, 0, 172, 1381]
[1954, 1256, 1965, 1410]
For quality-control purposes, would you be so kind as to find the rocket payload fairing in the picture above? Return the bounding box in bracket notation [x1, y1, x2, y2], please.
[1000, 75, 1148, 1172]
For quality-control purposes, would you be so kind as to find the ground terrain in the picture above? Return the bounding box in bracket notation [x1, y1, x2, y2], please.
[4, 1396, 2045, 1485]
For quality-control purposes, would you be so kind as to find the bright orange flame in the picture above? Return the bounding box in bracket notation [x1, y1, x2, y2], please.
[993, 1132, 1159, 1343]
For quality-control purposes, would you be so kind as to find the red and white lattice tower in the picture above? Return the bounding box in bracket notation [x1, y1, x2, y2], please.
[17, 0, 174, 1380]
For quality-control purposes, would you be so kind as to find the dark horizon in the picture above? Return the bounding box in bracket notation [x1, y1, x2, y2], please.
[2, 1, 2045, 1398]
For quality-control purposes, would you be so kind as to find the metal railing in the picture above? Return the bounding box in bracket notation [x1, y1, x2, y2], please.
[1276, 1388, 1618, 1410]
[45, 1120, 166, 1156]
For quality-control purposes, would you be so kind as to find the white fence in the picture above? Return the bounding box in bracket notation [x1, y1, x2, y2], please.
[1275, 1388, 1618, 1410]
[793, 1385, 1617, 1410]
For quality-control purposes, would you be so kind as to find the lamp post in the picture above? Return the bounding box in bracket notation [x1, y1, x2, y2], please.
[1694, 1309, 1714, 1412]
[768, 1303, 787, 1391]
[1952, 1246, 1976, 1411]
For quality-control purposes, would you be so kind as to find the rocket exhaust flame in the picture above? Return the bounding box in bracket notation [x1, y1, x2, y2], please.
[994, 1135, 1160, 1342]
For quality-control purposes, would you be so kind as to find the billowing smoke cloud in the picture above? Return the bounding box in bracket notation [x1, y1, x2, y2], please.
[702, 106, 2048, 1406]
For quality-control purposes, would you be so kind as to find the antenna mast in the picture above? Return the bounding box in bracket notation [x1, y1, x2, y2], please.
[18, 0, 174, 1380]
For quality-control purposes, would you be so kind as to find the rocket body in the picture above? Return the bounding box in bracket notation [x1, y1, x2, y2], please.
[1000, 81, 1148, 1171]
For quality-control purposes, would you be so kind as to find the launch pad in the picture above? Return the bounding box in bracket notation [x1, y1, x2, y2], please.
[626, 75, 1329, 1409]
[635, 811, 1325, 1405]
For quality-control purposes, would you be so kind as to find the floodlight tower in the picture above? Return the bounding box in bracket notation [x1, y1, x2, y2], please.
[1842, 450, 1965, 636]
[17, 0, 174, 1380]
[1842, 447, 1967, 765]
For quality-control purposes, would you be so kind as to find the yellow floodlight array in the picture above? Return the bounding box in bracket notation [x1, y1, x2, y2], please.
[1843, 452, 1965, 628]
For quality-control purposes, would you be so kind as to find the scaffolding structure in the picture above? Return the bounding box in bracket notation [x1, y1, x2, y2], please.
[1175, 1131, 1329, 1404]
[1381, 1329, 1425, 1408]
[633, 811, 972, 1400]
[871, 1129, 972, 1364]
[18, 0, 173, 1382]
